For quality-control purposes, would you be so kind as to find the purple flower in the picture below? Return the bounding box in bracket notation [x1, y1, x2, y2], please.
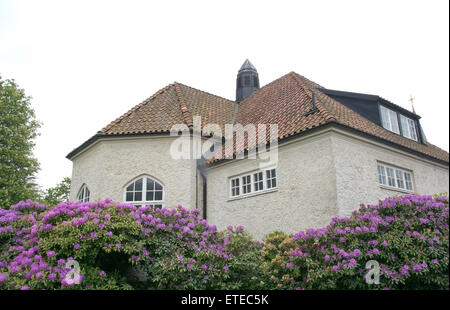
[57, 259, 65, 265]
[48, 273, 57, 280]
[90, 232, 98, 239]
[106, 231, 113, 237]
[372, 248, 380, 255]
[324, 254, 330, 262]
[0, 273, 7, 283]
[142, 249, 149, 256]
[187, 264, 193, 270]
[236, 225, 245, 231]
[223, 265, 229, 271]
[286, 262, 294, 268]
[115, 243, 121, 249]
[74, 243, 81, 250]
[352, 249, 361, 257]
[47, 251, 55, 258]
[201, 264, 208, 270]
[348, 258, 357, 267]
[226, 225, 233, 231]
[20, 285, 29, 290]
[99, 270, 105, 276]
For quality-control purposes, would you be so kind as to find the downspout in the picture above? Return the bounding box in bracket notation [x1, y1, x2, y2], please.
[197, 158, 207, 220]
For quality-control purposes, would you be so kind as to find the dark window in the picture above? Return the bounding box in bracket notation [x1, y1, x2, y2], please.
[253, 76, 259, 88]
[244, 76, 250, 86]
[237, 77, 242, 88]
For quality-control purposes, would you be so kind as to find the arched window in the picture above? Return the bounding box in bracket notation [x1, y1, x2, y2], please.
[77, 185, 90, 202]
[124, 176, 164, 208]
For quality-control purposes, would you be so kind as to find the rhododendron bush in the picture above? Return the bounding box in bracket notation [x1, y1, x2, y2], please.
[0, 194, 448, 290]
[0, 199, 261, 289]
[262, 194, 449, 290]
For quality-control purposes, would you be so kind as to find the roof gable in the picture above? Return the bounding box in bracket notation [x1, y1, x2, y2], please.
[68, 72, 449, 164]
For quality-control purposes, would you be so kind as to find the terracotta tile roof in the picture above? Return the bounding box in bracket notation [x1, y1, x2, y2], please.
[69, 72, 449, 164]
[210, 72, 448, 164]
[100, 82, 237, 135]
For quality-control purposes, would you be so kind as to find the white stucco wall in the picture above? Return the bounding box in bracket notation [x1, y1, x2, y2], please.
[205, 131, 338, 240]
[69, 127, 449, 240]
[205, 128, 449, 240]
[331, 130, 449, 217]
[70, 136, 198, 210]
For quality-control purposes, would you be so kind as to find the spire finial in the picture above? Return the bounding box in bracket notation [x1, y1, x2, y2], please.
[409, 95, 416, 114]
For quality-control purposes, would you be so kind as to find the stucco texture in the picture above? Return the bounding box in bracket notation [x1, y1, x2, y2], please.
[331, 131, 449, 217]
[205, 132, 338, 240]
[70, 136, 197, 209]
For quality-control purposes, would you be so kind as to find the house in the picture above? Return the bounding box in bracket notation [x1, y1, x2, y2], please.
[66, 60, 449, 239]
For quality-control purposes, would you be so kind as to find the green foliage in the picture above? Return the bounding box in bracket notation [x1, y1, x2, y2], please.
[0, 195, 448, 290]
[40, 177, 71, 206]
[261, 195, 449, 290]
[0, 76, 41, 209]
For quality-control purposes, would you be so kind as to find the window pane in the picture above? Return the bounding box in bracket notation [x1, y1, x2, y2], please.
[147, 179, 154, 191]
[271, 179, 277, 188]
[155, 182, 162, 191]
[408, 119, 417, 141]
[404, 172, 413, 190]
[271, 169, 276, 178]
[395, 170, 405, 189]
[126, 192, 133, 201]
[386, 168, 396, 187]
[146, 191, 154, 201]
[389, 110, 399, 134]
[134, 192, 142, 201]
[380, 106, 400, 134]
[126, 183, 134, 191]
[135, 178, 143, 191]
[377, 165, 387, 185]
[155, 191, 163, 201]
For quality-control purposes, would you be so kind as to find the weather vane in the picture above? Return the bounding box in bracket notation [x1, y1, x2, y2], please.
[409, 95, 416, 114]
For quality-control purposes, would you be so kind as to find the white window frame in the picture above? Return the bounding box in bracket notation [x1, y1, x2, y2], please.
[242, 175, 252, 194]
[377, 163, 414, 192]
[399, 115, 418, 141]
[229, 168, 277, 199]
[230, 177, 240, 197]
[253, 171, 264, 192]
[123, 176, 164, 208]
[380, 105, 400, 134]
[77, 185, 90, 202]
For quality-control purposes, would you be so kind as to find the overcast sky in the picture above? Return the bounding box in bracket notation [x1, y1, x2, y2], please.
[0, 0, 449, 190]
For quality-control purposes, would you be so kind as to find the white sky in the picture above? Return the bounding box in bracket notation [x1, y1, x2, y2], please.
[0, 0, 448, 190]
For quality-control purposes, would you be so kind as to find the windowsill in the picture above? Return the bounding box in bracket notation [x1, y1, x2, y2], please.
[379, 185, 414, 194]
[228, 188, 278, 202]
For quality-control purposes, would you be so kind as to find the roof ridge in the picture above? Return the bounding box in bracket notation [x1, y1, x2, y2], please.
[174, 82, 193, 129]
[175, 81, 236, 104]
[289, 72, 336, 122]
[100, 83, 174, 134]
[238, 71, 295, 105]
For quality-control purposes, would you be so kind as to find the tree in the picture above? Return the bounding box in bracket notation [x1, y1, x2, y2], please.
[41, 177, 71, 206]
[0, 76, 41, 209]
